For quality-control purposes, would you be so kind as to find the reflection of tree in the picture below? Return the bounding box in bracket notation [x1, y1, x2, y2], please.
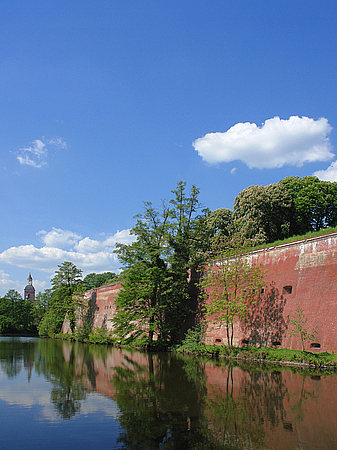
[112, 353, 214, 449]
[0, 339, 30, 378]
[50, 384, 86, 419]
[242, 283, 288, 347]
[205, 365, 266, 449]
[290, 375, 317, 423]
[241, 368, 288, 428]
[35, 339, 87, 419]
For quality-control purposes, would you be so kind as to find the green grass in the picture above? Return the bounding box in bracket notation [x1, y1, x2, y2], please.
[175, 343, 337, 369]
[250, 226, 337, 252]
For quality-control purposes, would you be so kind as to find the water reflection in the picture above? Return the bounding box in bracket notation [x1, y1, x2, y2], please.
[111, 353, 210, 449]
[0, 337, 337, 449]
[37, 340, 88, 419]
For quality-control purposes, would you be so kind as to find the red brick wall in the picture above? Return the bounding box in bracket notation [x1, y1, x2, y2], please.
[63, 233, 337, 352]
[61, 282, 122, 334]
[205, 232, 337, 352]
[88, 283, 122, 331]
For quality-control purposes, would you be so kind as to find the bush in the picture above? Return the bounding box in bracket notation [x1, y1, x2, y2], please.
[176, 324, 207, 353]
[88, 327, 114, 344]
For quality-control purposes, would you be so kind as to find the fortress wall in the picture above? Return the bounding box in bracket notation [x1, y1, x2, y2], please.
[63, 233, 337, 352]
[205, 233, 337, 352]
[89, 282, 122, 331]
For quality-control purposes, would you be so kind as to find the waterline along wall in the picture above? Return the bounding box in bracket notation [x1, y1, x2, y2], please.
[63, 232, 337, 352]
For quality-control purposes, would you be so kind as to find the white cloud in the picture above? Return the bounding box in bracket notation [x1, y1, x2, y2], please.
[16, 139, 47, 168]
[0, 228, 136, 276]
[313, 161, 337, 182]
[74, 237, 102, 253]
[103, 229, 136, 247]
[193, 116, 333, 169]
[0, 379, 119, 423]
[38, 228, 81, 248]
[0, 245, 68, 272]
[75, 229, 136, 253]
[15, 136, 67, 168]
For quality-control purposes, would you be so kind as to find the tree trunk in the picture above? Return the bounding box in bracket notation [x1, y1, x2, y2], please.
[226, 323, 231, 349]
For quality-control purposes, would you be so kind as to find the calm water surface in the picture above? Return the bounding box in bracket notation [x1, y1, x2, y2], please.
[0, 337, 336, 449]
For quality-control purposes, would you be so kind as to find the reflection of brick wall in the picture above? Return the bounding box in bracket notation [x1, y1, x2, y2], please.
[63, 232, 337, 352]
[204, 361, 337, 449]
[205, 232, 337, 352]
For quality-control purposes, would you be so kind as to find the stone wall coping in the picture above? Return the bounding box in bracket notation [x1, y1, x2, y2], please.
[208, 231, 337, 266]
[85, 281, 122, 295]
[248, 231, 337, 257]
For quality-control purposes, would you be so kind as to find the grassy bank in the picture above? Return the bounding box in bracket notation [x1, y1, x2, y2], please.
[175, 342, 337, 370]
[55, 332, 337, 370]
[251, 226, 337, 251]
[53, 331, 169, 351]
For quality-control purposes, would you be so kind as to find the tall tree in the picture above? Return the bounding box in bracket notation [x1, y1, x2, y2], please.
[39, 262, 83, 336]
[51, 261, 83, 290]
[164, 182, 201, 342]
[200, 237, 265, 348]
[114, 182, 203, 344]
[114, 200, 171, 343]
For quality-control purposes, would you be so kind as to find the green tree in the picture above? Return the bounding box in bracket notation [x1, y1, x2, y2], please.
[233, 183, 294, 244]
[32, 289, 52, 328]
[0, 290, 36, 334]
[233, 176, 337, 245]
[280, 176, 337, 234]
[114, 181, 204, 344]
[83, 272, 118, 289]
[114, 200, 171, 344]
[51, 261, 83, 290]
[201, 237, 265, 348]
[39, 262, 83, 336]
[165, 181, 202, 342]
[288, 306, 317, 351]
[191, 208, 234, 265]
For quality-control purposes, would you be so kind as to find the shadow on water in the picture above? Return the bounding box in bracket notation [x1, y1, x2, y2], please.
[0, 338, 337, 449]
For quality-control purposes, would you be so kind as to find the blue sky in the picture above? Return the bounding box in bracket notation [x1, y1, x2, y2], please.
[1, 0, 337, 295]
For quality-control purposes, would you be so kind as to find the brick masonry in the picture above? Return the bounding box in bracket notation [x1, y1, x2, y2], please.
[63, 232, 337, 352]
[205, 232, 337, 352]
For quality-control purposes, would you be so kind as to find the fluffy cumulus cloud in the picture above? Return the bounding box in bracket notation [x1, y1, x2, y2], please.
[37, 228, 82, 248]
[313, 161, 337, 182]
[193, 116, 333, 169]
[0, 228, 136, 275]
[15, 137, 67, 168]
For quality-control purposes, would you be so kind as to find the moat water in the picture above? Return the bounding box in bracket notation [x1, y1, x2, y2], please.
[0, 337, 336, 449]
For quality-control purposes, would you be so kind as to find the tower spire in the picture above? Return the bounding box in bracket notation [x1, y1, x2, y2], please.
[24, 273, 35, 302]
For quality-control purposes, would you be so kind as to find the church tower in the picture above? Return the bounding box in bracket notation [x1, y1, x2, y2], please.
[24, 273, 35, 302]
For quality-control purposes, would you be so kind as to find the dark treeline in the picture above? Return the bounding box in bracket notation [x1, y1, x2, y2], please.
[2, 176, 337, 341]
[0, 290, 37, 334]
